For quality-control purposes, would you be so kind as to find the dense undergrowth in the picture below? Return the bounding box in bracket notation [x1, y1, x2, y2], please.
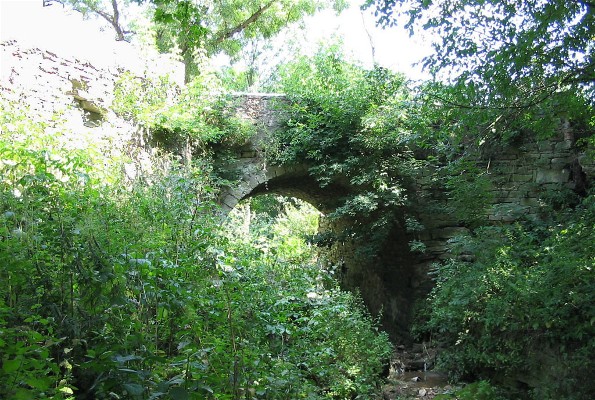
[415, 194, 595, 399]
[2, 43, 593, 399]
[263, 49, 595, 399]
[0, 94, 391, 399]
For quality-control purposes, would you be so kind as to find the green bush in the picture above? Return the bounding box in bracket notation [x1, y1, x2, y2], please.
[1, 95, 391, 399]
[416, 192, 595, 399]
[434, 380, 505, 400]
[113, 72, 255, 149]
[267, 48, 418, 258]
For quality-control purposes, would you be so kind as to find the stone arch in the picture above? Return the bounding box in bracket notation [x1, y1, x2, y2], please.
[218, 163, 351, 215]
[219, 164, 307, 213]
[218, 163, 425, 341]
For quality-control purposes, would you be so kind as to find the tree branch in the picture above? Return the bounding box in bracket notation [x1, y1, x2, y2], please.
[428, 85, 559, 112]
[90, 0, 127, 41]
[57, 0, 133, 41]
[213, 0, 276, 44]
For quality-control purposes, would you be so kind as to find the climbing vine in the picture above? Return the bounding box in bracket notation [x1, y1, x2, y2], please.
[267, 48, 422, 257]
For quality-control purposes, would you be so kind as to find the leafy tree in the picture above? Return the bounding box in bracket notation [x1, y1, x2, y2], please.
[148, 0, 348, 83]
[365, 0, 594, 103]
[364, 0, 595, 148]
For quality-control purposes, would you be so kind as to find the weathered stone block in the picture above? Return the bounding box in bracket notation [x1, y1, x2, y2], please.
[537, 141, 554, 151]
[246, 173, 266, 188]
[491, 165, 517, 174]
[499, 197, 521, 203]
[418, 214, 456, 229]
[551, 157, 570, 165]
[520, 197, 542, 208]
[578, 153, 595, 175]
[537, 155, 554, 167]
[499, 182, 522, 191]
[424, 240, 450, 254]
[221, 194, 239, 209]
[265, 165, 285, 178]
[511, 174, 534, 182]
[240, 151, 257, 158]
[554, 140, 572, 152]
[416, 231, 432, 241]
[492, 153, 519, 161]
[228, 185, 251, 200]
[535, 168, 570, 184]
[489, 203, 529, 222]
[506, 168, 528, 177]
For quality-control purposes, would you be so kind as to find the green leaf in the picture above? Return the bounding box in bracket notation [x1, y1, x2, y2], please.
[114, 354, 142, 363]
[169, 386, 190, 400]
[123, 383, 144, 396]
[2, 358, 21, 373]
[25, 377, 50, 394]
[58, 386, 74, 394]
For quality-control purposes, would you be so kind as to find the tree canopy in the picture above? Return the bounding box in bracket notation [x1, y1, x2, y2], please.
[51, 0, 348, 83]
[365, 0, 595, 107]
[149, 0, 348, 82]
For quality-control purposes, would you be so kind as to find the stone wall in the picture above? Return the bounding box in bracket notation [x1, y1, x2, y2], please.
[356, 130, 594, 341]
[416, 133, 593, 260]
[1, 40, 164, 181]
[1, 39, 117, 121]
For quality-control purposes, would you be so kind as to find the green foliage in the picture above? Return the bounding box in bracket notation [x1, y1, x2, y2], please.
[366, 0, 595, 102]
[223, 195, 392, 398]
[442, 159, 494, 227]
[415, 193, 595, 399]
[112, 71, 176, 121]
[268, 47, 419, 257]
[148, 0, 348, 82]
[113, 71, 255, 149]
[364, 0, 595, 149]
[0, 98, 391, 399]
[0, 303, 74, 399]
[216, 65, 255, 92]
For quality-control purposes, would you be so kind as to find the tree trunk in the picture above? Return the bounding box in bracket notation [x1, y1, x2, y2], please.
[183, 48, 193, 84]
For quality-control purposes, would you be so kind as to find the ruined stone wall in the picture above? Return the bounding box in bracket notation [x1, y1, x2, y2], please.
[416, 133, 594, 260]
[327, 131, 594, 343]
[1, 40, 117, 120]
[1, 41, 167, 181]
[316, 130, 595, 324]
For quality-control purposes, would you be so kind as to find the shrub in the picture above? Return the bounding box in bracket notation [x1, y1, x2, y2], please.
[417, 192, 595, 399]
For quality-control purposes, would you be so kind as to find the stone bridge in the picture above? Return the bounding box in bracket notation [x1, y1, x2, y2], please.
[217, 94, 352, 214]
[3, 41, 592, 341]
[212, 92, 594, 339]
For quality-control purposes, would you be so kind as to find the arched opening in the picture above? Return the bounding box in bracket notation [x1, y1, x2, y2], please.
[247, 174, 352, 215]
[215, 192, 394, 395]
[219, 172, 428, 343]
[224, 193, 323, 269]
